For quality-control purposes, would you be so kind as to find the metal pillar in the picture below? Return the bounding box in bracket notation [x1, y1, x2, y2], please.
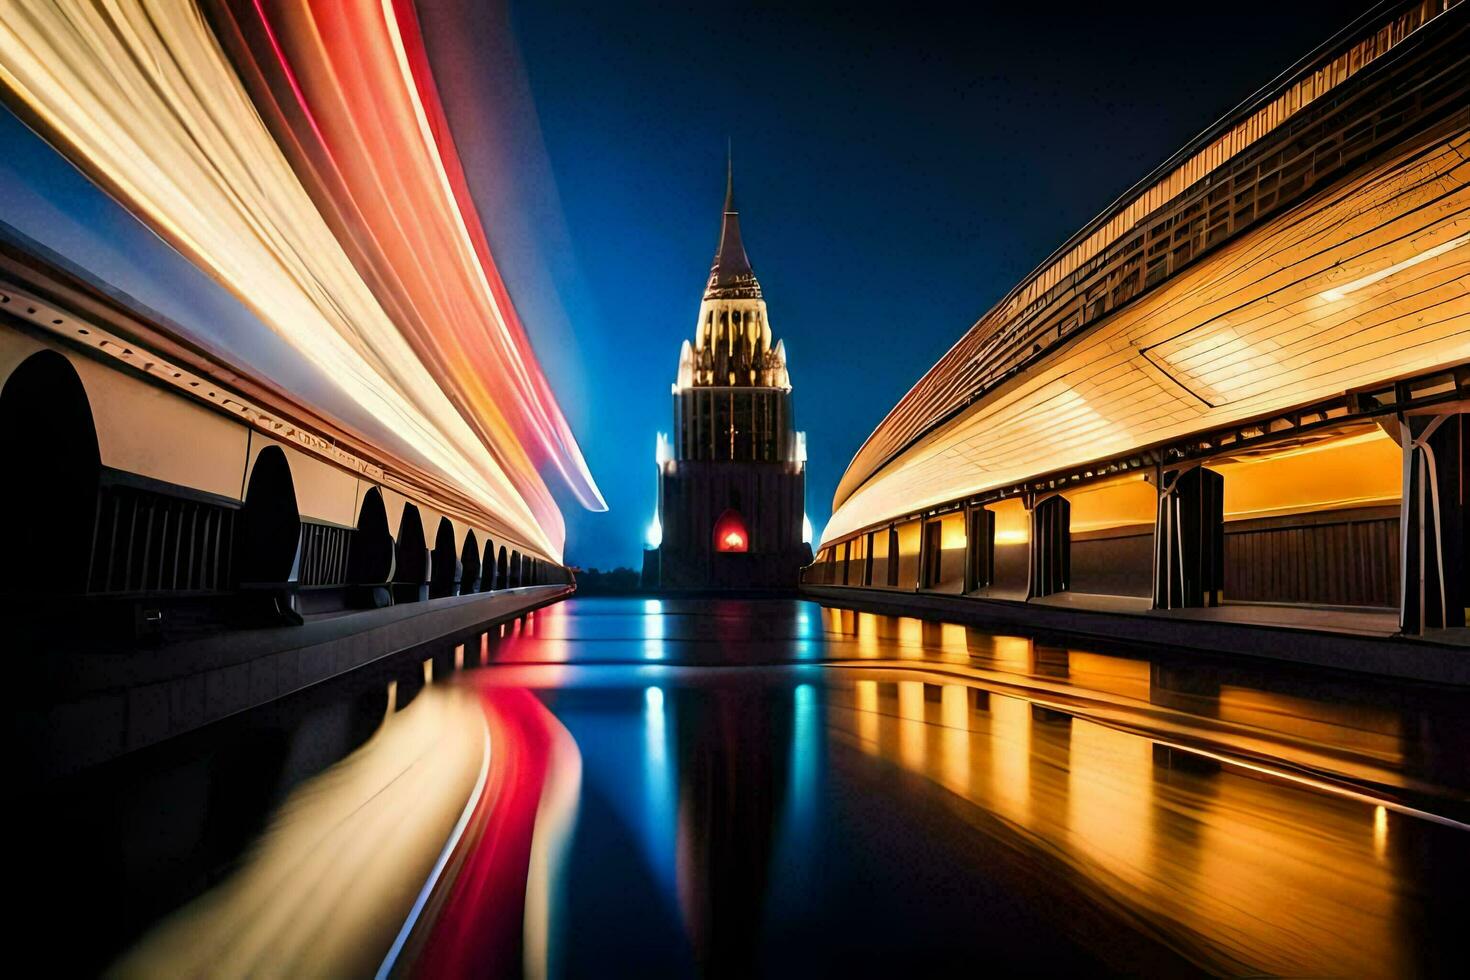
[1029, 495, 1070, 598]
[1401, 412, 1466, 634]
[1153, 466, 1224, 609]
[965, 506, 994, 593]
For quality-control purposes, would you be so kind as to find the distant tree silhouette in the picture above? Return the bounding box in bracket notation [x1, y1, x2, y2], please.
[572, 566, 643, 595]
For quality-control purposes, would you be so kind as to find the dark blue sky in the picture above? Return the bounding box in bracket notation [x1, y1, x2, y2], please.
[510, 0, 1357, 568]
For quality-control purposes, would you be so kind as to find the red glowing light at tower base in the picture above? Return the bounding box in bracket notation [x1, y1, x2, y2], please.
[713, 509, 749, 553]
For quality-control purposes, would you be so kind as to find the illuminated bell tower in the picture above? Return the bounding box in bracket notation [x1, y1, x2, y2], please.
[654, 160, 808, 590]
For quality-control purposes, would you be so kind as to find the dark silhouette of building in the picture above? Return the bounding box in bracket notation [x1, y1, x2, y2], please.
[652, 162, 807, 589]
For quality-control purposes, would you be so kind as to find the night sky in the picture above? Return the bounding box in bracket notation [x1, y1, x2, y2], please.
[511, 0, 1358, 568]
[0, 1, 1363, 569]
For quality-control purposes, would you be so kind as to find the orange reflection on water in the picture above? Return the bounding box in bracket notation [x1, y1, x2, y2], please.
[939, 685, 971, 795]
[1217, 684, 1404, 765]
[989, 693, 1032, 826]
[897, 681, 926, 770]
[828, 667, 1431, 976]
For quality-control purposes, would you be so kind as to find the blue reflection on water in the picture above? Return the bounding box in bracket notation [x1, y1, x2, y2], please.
[642, 684, 677, 896]
[642, 599, 664, 660]
[787, 683, 819, 830]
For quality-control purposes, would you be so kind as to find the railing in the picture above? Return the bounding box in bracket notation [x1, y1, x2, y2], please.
[296, 520, 353, 589]
[86, 479, 235, 596]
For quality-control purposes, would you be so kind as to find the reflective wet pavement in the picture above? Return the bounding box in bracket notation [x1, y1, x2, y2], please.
[24, 598, 1470, 976]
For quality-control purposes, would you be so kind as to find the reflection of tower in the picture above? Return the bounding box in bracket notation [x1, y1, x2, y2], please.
[673, 684, 793, 976]
[654, 157, 808, 590]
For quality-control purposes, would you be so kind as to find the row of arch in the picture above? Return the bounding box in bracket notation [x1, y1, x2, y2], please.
[1, 348, 567, 617]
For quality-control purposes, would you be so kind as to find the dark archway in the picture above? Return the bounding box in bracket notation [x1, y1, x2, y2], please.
[393, 503, 429, 603]
[0, 350, 100, 596]
[347, 486, 394, 608]
[237, 446, 300, 585]
[236, 446, 302, 624]
[429, 517, 460, 599]
[510, 549, 522, 588]
[460, 530, 481, 595]
[497, 545, 508, 591]
[480, 537, 497, 591]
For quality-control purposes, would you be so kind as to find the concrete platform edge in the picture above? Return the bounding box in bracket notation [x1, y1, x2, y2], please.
[801, 586, 1470, 686]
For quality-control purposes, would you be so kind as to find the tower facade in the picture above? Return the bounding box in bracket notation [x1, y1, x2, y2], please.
[654, 164, 807, 590]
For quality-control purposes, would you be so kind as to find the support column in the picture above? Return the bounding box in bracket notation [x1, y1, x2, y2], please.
[1153, 466, 1224, 609]
[1401, 412, 1466, 634]
[965, 506, 994, 593]
[920, 519, 943, 590]
[1029, 495, 1069, 598]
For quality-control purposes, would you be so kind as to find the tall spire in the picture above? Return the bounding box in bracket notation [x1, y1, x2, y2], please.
[705, 146, 760, 300]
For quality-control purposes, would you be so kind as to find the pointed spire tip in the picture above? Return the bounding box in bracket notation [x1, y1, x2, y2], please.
[724, 139, 735, 213]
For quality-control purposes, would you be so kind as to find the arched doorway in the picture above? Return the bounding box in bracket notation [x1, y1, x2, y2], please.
[429, 517, 460, 599]
[393, 504, 429, 603]
[481, 537, 497, 591]
[347, 487, 394, 608]
[509, 550, 522, 588]
[236, 446, 302, 623]
[713, 509, 750, 553]
[497, 545, 508, 590]
[0, 351, 100, 596]
[460, 530, 481, 595]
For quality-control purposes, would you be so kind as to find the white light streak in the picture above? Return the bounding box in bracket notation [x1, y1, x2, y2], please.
[1321, 231, 1470, 302]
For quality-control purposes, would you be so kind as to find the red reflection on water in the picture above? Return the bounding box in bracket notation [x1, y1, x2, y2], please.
[405, 686, 577, 977]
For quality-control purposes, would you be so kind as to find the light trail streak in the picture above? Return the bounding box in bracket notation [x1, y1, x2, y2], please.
[0, 0, 605, 558]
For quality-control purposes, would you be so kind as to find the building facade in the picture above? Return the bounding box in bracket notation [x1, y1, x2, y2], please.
[653, 166, 807, 589]
[804, 0, 1469, 642]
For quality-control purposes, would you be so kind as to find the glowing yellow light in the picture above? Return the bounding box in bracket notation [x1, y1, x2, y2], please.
[1321, 231, 1470, 301]
[1161, 325, 1281, 401]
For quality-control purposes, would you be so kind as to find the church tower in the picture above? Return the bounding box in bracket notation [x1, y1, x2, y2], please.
[652, 160, 808, 589]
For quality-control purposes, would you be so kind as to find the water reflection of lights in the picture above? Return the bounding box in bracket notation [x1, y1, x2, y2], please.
[789, 684, 819, 821]
[898, 681, 927, 770]
[643, 599, 666, 660]
[379, 715, 492, 979]
[646, 686, 666, 712]
[95, 599, 1470, 977]
[990, 693, 1033, 825]
[406, 688, 583, 977]
[939, 685, 971, 795]
[115, 686, 487, 976]
[828, 659, 1467, 975]
[642, 684, 678, 900]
